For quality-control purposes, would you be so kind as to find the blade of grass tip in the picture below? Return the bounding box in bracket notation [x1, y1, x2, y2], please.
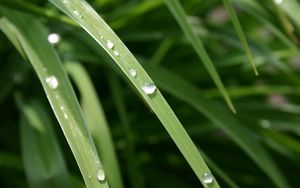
[163, 0, 236, 113]
[17, 96, 72, 188]
[65, 62, 124, 188]
[49, 0, 219, 187]
[143, 64, 290, 188]
[0, 7, 109, 188]
[108, 74, 144, 188]
[222, 0, 259, 76]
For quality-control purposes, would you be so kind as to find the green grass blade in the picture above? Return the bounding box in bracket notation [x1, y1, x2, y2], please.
[49, 0, 219, 187]
[65, 62, 124, 188]
[17, 96, 72, 188]
[144, 65, 290, 188]
[163, 0, 236, 113]
[222, 0, 258, 75]
[0, 8, 109, 188]
[108, 75, 144, 188]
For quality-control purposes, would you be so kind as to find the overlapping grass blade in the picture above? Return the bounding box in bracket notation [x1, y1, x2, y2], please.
[163, 0, 236, 113]
[143, 65, 290, 188]
[49, 0, 218, 187]
[17, 96, 72, 188]
[65, 62, 124, 188]
[0, 7, 108, 188]
[222, 0, 258, 75]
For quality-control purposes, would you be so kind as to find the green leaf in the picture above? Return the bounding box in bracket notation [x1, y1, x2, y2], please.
[17, 96, 72, 188]
[163, 0, 236, 113]
[65, 62, 124, 188]
[222, 0, 258, 75]
[49, 0, 218, 187]
[0, 7, 108, 188]
[143, 64, 290, 188]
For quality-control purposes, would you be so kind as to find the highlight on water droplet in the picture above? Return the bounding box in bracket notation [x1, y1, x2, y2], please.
[100, 35, 104, 39]
[64, 113, 69, 119]
[141, 83, 157, 95]
[45, 75, 59, 89]
[113, 50, 120, 56]
[96, 169, 106, 182]
[106, 40, 114, 49]
[203, 172, 214, 184]
[63, 0, 69, 4]
[129, 68, 137, 78]
[48, 33, 60, 44]
[274, 0, 283, 5]
[73, 10, 83, 18]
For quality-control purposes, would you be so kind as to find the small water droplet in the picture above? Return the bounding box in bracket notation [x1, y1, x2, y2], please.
[141, 83, 156, 95]
[96, 169, 105, 182]
[203, 172, 214, 184]
[100, 35, 104, 39]
[274, 0, 283, 5]
[45, 76, 59, 89]
[64, 113, 69, 119]
[106, 40, 114, 49]
[114, 50, 119, 56]
[60, 106, 64, 110]
[63, 0, 69, 4]
[129, 68, 137, 78]
[73, 10, 83, 18]
[48, 33, 60, 44]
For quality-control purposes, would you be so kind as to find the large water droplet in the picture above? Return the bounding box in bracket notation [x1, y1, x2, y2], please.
[45, 76, 59, 89]
[274, 0, 283, 5]
[141, 83, 156, 95]
[203, 172, 214, 184]
[73, 10, 83, 18]
[129, 68, 137, 78]
[96, 169, 105, 182]
[106, 40, 114, 49]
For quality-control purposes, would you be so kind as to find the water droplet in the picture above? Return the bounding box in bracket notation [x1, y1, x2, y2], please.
[64, 113, 69, 119]
[100, 35, 104, 39]
[48, 33, 60, 44]
[114, 50, 119, 56]
[96, 169, 105, 182]
[141, 83, 156, 95]
[274, 0, 283, 5]
[73, 10, 83, 18]
[45, 76, 59, 89]
[203, 172, 214, 184]
[63, 0, 69, 4]
[260, 119, 271, 128]
[129, 68, 137, 78]
[60, 106, 64, 110]
[106, 40, 114, 49]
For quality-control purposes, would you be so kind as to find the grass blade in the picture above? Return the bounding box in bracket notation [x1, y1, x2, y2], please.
[144, 64, 290, 188]
[17, 97, 72, 188]
[65, 62, 124, 188]
[222, 0, 258, 75]
[49, 0, 218, 187]
[0, 7, 108, 188]
[163, 0, 236, 113]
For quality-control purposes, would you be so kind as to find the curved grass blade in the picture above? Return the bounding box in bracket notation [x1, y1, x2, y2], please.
[0, 8, 109, 188]
[65, 62, 124, 188]
[143, 65, 290, 188]
[49, 0, 219, 187]
[222, 0, 258, 75]
[17, 96, 72, 188]
[163, 0, 236, 113]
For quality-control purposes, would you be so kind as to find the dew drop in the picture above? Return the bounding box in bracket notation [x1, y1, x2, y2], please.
[63, 0, 69, 4]
[114, 50, 120, 56]
[96, 169, 105, 182]
[60, 106, 64, 110]
[73, 10, 83, 18]
[274, 0, 283, 5]
[100, 35, 104, 39]
[106, 40, 114, 49]
[141, 83, 156, 95]
[203, 172, 214, 184]
[129, 68, 137, 78]
[45, 76, 59, 89]
[64, 113, 69, 119]
[48, 33, 60, 44]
